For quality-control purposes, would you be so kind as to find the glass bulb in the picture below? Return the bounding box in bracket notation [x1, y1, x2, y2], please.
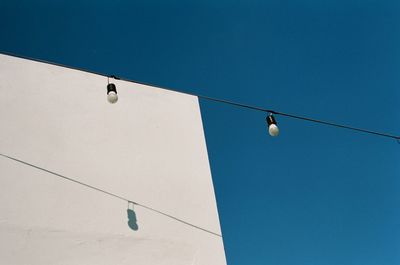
[107, 91, 118, 104]
[268, 124, 279, 137]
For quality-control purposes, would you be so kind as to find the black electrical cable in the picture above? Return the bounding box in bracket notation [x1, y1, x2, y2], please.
[1, 51, 398, 141]
[186, 95, 399, 140]
[0, 153, 222, 237]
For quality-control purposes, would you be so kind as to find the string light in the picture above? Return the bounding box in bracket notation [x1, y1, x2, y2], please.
[1, 51, 398, 141]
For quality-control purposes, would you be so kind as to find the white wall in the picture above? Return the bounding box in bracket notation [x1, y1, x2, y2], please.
[0, 54, 226, 265]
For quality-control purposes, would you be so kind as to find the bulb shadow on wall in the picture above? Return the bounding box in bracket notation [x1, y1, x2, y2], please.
[127, 201, 139, 231]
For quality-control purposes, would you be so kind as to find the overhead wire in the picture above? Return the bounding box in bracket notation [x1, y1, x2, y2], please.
[0, 51, 398, 238]
[184, 95, 399, 140]
[0, 50, 398, 141]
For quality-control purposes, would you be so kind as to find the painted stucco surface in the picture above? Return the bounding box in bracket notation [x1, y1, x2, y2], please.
[0, 54, 226, 265]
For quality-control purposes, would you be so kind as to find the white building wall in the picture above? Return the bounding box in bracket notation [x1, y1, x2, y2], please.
[0, 54, 226, 265]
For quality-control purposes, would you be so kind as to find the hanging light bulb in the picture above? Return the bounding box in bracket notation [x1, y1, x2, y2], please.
[107, 81, 118, 104]
[266, 114, 279, 136]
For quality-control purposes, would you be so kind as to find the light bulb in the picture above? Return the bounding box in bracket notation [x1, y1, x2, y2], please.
[107, 83, 118, 104]
[268, 124, 279, 137]
[107, 91, 118, 104]
[266, 114, 279, 137]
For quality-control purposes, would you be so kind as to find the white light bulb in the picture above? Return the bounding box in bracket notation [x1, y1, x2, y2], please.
[268, 124, 279, 137]
[107, 91, 118, 104]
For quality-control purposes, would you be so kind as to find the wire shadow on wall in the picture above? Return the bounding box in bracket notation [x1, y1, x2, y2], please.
[0, 153, 222, 237]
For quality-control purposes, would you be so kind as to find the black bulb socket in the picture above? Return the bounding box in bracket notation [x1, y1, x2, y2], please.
[107, 83, 117, 94]
[266, 115, 277, 126]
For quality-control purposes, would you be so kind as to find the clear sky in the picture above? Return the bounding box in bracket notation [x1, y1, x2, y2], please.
[1, 1, 400, 264]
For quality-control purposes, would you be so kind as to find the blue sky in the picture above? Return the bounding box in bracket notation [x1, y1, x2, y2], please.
[1, 1, 400, 264]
